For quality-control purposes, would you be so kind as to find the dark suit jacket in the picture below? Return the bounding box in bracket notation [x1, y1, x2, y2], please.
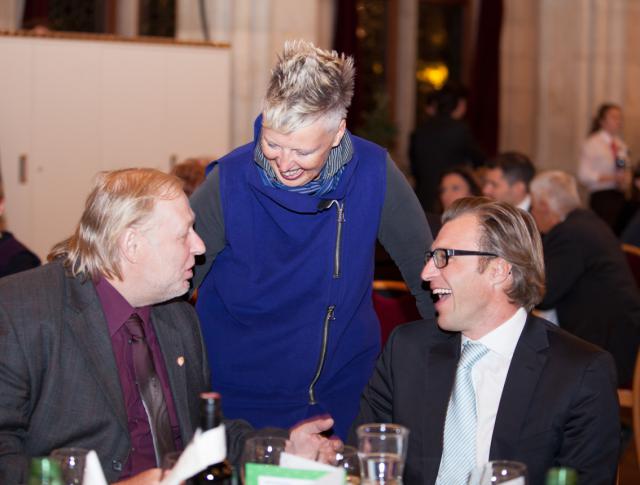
[0, 261, 253, 484]
[350, 316, 619, 485]
[537, 208, 640, 386]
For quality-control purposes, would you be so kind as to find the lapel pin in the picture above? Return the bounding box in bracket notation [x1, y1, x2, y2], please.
[177, 356, 185, 367]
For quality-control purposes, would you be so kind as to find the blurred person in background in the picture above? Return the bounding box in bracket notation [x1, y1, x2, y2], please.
[482, 151, 535, 211]
[171, 158, 207, 197]
[439, 166, 481, 212]
[0, 181, 40, 277]
[190, 40, 434, 439]
[410, 83, 485, 213]
[620, 163, 640, 246]
[578, 103, 630, 233]
[531, 170, 640, 387]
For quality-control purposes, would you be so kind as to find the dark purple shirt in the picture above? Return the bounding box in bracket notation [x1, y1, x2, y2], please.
[95, 277, 183, 479]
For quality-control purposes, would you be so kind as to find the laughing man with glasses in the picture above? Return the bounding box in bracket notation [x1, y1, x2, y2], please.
[349, 196, 619, 485]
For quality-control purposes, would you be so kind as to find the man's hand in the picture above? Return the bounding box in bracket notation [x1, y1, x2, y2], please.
[286, 416, 343, 462]
[113, 468, 162, 485]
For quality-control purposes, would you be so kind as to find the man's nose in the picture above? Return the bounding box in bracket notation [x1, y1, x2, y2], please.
[191, 231, 206, 255]
[421, 257, 439, 281]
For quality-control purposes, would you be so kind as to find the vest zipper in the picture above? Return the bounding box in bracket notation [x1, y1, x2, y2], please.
[326, 200, 345, 278]
[308, 305, 335, 405]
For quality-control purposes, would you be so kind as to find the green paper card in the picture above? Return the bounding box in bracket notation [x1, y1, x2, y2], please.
[245, 463, 335, 485]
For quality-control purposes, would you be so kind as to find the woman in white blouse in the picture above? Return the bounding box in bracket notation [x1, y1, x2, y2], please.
[578, 103, 629, 232]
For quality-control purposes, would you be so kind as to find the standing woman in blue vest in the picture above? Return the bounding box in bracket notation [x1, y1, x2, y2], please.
[190, 40, 434, 439]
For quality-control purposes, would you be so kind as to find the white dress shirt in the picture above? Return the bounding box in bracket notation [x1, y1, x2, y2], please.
[578, 130, 628, 192]
[516, 195, 531, 212]
[462, 307, 527, 467]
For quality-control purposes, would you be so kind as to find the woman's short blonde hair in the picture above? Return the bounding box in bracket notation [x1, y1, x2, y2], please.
[262, 39, 355, 134]
[443, 197, 546, 311]
[48, 168, 183, 280]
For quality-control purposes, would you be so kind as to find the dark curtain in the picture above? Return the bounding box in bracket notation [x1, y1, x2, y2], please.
[332, 0, 362, 131]
[22, 0, 49, 28]
[467, 0, 503, 158]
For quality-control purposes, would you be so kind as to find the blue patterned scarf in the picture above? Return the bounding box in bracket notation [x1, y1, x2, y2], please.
[254, 130, 354, 196]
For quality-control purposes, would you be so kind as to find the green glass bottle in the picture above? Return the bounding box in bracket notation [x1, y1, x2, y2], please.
[190, 392, 232, 484]
[28, 457, 63, 485]
[546, 467, 578, 485]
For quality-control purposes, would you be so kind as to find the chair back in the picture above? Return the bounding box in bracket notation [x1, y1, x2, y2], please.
[372, 280, 421, 346]
[622, 243, 640, 288]
[618, 349, 640, 468]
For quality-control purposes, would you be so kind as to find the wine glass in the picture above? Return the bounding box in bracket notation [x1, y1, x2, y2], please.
[468, 460, 528, 485]
[329, 445, 360, 484]
[50, 447, 88, 485]
[240, 436, 287, 483]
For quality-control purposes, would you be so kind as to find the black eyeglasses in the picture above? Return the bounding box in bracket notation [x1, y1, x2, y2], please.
[425, 248, 498, 269]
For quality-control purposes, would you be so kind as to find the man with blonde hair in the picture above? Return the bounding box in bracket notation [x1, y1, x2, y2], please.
[0, 168, 336, 484]
[351, 197, 619, 484]
[531, 170, 640, 387]
[191, 40, 433, 438]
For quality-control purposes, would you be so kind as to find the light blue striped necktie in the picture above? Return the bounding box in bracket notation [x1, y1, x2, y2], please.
[436, 341, 489, 485]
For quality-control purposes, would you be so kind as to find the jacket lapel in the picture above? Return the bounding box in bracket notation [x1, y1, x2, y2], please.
[152, 306, 192, 441]
[64, 274, 129, 432]
[490, 316, 549, 457]
[422, 333, 460, 482]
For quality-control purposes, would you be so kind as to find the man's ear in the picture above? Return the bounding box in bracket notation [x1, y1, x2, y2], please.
[490, 258, 512, 287]
[120, 227, 140, 264]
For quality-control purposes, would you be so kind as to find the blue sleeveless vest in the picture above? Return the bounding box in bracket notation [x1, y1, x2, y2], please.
[196, 121, 387, 438]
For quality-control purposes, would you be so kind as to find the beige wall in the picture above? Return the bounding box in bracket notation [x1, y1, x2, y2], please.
[501, 0, 636, 176]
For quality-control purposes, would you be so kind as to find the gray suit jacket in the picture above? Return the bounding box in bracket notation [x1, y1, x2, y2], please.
[0, 261, 252, 484]
[350, 316, 620, 485]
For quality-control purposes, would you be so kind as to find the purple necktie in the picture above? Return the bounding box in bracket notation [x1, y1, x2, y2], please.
[125, 313, 175, 465]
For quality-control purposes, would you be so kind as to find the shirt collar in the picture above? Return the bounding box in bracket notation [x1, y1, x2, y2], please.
[94, 276, 152, 337]
[599, 130, 614, 144]
[463, 307, 527, 359]
[516, 194, 531, 212]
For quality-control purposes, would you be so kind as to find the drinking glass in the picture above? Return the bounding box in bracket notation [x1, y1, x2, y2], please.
[50, 448, 88, 485]
[240, 436, 287, 483]
[356, 423, 409, 485]
[468, 460, 528, 485]
[329, 445, 360, 485]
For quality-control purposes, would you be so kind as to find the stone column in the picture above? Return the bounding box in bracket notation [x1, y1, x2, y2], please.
[391, 0, 419, 175]
[115, 0, 139, 37]
[0, 0, 24, 30]
[500, 0, 630, 175]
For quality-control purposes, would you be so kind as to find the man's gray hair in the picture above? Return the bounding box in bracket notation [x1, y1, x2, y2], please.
[530, 170, 582, 218]
[48, 168, 183, 280]
[262, 39, 355, 133]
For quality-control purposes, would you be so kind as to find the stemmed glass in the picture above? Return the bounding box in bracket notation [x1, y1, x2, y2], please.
[240, 436, 287, 483]
[50, 447, 88, 485]
[468, 460, 528, 485]
[328, 445, 361, 484]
